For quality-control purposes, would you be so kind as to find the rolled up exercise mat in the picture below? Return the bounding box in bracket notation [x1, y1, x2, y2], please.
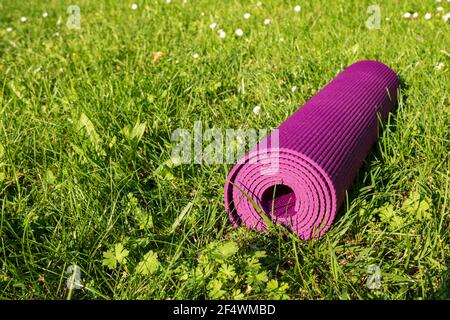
[224, 60, 399, 240]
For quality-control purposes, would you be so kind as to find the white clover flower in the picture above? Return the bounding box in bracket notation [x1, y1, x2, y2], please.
[244, 13, 251, 20]
[219, 32, 226, 38]
[437, 6, 444, 12]
[42, 12, 48, 18]
[264, 18, 271, 25]
[218, 30, 226, 38]
[252, 105, 261, 114]
[235, 28, 244, 37]
[443, 13, 450, 22]
[294, 5, 301, 12]
[435, 62, 445, 70]
[403, 12, 411, 19]
[209, 22, 217, 29]
[424, 13, 432, 20]
[292, 86, 297, 92]
[412, 12, 418, 18]
[193, 53, 199, 59]
[131, 3, 138, 10]
[20, 16, 27, 22]
[6, 27, 13, 32]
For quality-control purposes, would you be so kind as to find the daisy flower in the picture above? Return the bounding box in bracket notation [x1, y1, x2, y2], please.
[42, 12, 48, 18]
[252, 105, 261, 114]
[218, 29, 226, 38]
[209, 22, 217, 29]
[193, 53, 199, 59]
[443, 13, 450, 22]
[424, 13, 432, 20]
[20, 16, 27, 22]
[244, 13, 251, 20]
[403, 12, 411, 19]
[235, 28, 244, 37]
[263, 18, 271, 25]
[294, 5, 301, 12]
[131, 3, 138, 10]
[437, 7, 444, 12]
[6, 27, 13, 32]
[412, 12, 418, 18]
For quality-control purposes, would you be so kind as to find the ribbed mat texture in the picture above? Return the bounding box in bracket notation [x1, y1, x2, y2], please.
[224, 60, 400, 239]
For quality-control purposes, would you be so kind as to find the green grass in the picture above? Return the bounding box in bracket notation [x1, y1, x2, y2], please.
[0, 0, 449, 299]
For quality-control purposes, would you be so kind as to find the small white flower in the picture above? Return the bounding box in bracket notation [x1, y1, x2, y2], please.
[436, 0, 442, 2]
[193, 53, 199, 59]
[385, 17, 390, 21]
[435, 62, 445, 70]
[252, 105, 261, 114]
[42, 12, 48, 18]
[279, 37, 284, 42]
[403, 12, 411, 19]
[209, 22, 217, 29]
[59, 68, 64, 73]
[256, 1, 262, 7]
[201, 12, 205, 16]
[166, 0, 171, 3]
[437, 6, 444, 12]
[412, 12, 418, 18]
[131, 3, 138, 10]
[235, 28, 244, 37]
[218, 30, 226, 38]
[6, 27, 13, 32]
[291, 86, 297, 92]
[20, 16, 27, 22]
[263, 18, 271, 25]
[294, 5, 301, 12]
[54, 32, 60, 37]
[443, 13, 450, 22]
[244, 13, 251, 20]
[183, 0, 188, 4]
[424, 13, 432, 20]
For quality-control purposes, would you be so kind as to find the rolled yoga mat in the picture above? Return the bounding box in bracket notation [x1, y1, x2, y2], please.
[224, 60, 399, 240]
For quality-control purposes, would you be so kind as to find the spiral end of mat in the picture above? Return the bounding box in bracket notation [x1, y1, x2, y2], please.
[224, 148, 338, 240]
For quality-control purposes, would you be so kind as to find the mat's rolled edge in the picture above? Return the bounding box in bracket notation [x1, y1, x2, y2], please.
[224, 147, 338, 240]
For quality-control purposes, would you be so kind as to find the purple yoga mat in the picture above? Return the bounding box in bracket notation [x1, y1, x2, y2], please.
[224, 60, 399, 240]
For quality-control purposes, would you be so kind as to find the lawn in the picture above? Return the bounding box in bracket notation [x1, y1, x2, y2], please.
[0, 0, 449, 300]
